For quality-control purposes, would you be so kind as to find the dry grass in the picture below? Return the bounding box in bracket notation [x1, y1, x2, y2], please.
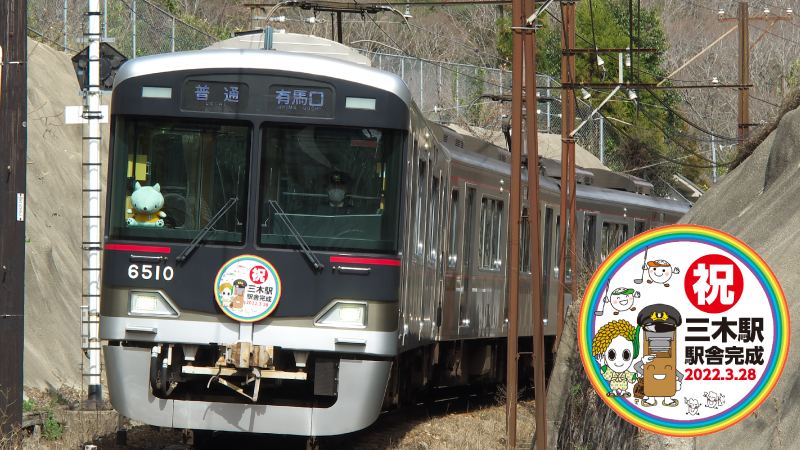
[5, 388, 539, 449]
[383, 399, 537, 450]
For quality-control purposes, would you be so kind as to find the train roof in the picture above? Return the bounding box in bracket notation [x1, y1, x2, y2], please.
[112, 47, 411, 107]
[206, 30, 372, 66]
[443, 124, 610, 171]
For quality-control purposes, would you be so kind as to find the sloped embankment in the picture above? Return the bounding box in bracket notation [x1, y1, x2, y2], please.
[675, 108, 800, 449]
[24, 38, 109, 391]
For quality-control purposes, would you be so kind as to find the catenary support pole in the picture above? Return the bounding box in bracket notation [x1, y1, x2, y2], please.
[738, 1, 749, 153]
[523, 2, 546, 448]
[505, 0, 524, 443]
[63, 0, 67, 51]
[555, 0, 575, 353]
[132, 0, 137, 58]
[337, 11, 343, 43]
[86, 0, 103, 409]
[0, 0, 27, 432]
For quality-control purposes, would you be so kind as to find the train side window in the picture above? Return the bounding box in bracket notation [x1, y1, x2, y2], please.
[555, 215, 572, 280]
[480, 197, 488, 267]
[601, 222, 628, 259]
[428, 176, 440, 264]
[416, 160, 427, 256]
[635, 220, 646, 235]
[583, 214, 597, 269]
[448, 189, 459, 267]
[479, 197, 503, 270]
[520, 207, 531, 273]
[492, 201, 503, 269]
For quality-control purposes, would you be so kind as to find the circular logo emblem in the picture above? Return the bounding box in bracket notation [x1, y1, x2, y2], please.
[578, 225, 789, 437]
[214, 255, 282, 323]
[683, 254, 744, 314]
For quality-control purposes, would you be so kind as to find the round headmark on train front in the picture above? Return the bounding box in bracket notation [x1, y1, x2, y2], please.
[214, 255, 282, 322]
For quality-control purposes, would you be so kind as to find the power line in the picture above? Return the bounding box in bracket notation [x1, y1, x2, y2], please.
[749, 23, 800, 45]
[644, 87, 742, 140]
[603, 114, 730, 169]
[680, 0, 718, 13]
[544, 8, 594, 47]
[750, 94, 781, 107]
[638, 104, 735, 166]
[633, 66, 713, 84]
[407, 22, 511, 66]
[362, 12, 511, 107]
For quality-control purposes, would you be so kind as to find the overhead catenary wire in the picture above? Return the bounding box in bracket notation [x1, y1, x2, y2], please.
[638, 102, 738, 144]
[361, 12, 513, 108]
[603, 113, 730, 169]
[600, 86, 749, 144]
[407, 23, 511, 66]
[643, 86, 743, 141]
[749, 22, 800, 45]
[750, 94, 781, 107]
[637, 105, 736, 166]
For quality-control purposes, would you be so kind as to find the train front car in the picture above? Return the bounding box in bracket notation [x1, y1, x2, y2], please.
[99, 49, 410, 436]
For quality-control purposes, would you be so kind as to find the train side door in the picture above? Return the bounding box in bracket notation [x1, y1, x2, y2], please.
[518, 204, 533, 337]
[422, 166, 439, 340]
[541, 206, 555, 332]
[413, 155, 429, 340]
[478, 195, 503, 335]
[400, 134, 415, 346]
[441, 186, 460, 340]
[459, 186, 477, 336]
[554, 213, 574, 322]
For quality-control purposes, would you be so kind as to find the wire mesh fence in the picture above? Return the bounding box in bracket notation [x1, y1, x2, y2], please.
[28, 0, 218, 57]
[358, 49, 622, 171]
[26, 2, 674, 195]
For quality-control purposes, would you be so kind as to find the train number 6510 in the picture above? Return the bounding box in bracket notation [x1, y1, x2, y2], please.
[128, 264, 174, 281]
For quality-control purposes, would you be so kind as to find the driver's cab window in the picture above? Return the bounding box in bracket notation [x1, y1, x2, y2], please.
[258, 124, 403, 254]
[107, 116, 250, 244]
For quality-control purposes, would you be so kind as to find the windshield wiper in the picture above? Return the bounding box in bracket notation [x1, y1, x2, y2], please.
[177, 197, 239, 263]
[268, 200, 324, 270]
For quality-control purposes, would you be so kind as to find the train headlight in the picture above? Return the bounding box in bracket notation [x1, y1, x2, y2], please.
[314, 301, 367, 328]
[129, 291, 179, 317]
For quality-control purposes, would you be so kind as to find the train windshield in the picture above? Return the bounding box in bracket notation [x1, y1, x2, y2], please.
[259, 124, 403, 254]
[107, 116, 250, 244]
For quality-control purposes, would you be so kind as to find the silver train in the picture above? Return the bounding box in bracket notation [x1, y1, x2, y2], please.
[99, 32, 690, 436]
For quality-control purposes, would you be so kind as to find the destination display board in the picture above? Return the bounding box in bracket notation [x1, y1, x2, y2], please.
[265, 85, 335, 118]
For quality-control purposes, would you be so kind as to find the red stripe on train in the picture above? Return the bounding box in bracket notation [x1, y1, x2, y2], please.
[105, 244, 171, 253]
[330, 256, 401, 266]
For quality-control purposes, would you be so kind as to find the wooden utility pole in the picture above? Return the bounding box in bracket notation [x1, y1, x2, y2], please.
[738, 2, 749, 153]
[555, 0, 576, 353]
[506, 0, 524, 443]
[0, 0, 27, 433]
[718, 2, 792, 154]
[523, 2, 546, 449]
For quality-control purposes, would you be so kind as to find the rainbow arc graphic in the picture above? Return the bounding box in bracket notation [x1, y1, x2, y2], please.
[578, 225, 790, 436]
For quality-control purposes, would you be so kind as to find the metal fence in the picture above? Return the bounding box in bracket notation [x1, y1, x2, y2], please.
[28, 0, 218, 57]
[356, 50, 623, 171]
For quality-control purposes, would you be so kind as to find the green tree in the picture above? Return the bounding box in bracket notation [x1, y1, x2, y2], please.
[498, 1, 702, 189]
